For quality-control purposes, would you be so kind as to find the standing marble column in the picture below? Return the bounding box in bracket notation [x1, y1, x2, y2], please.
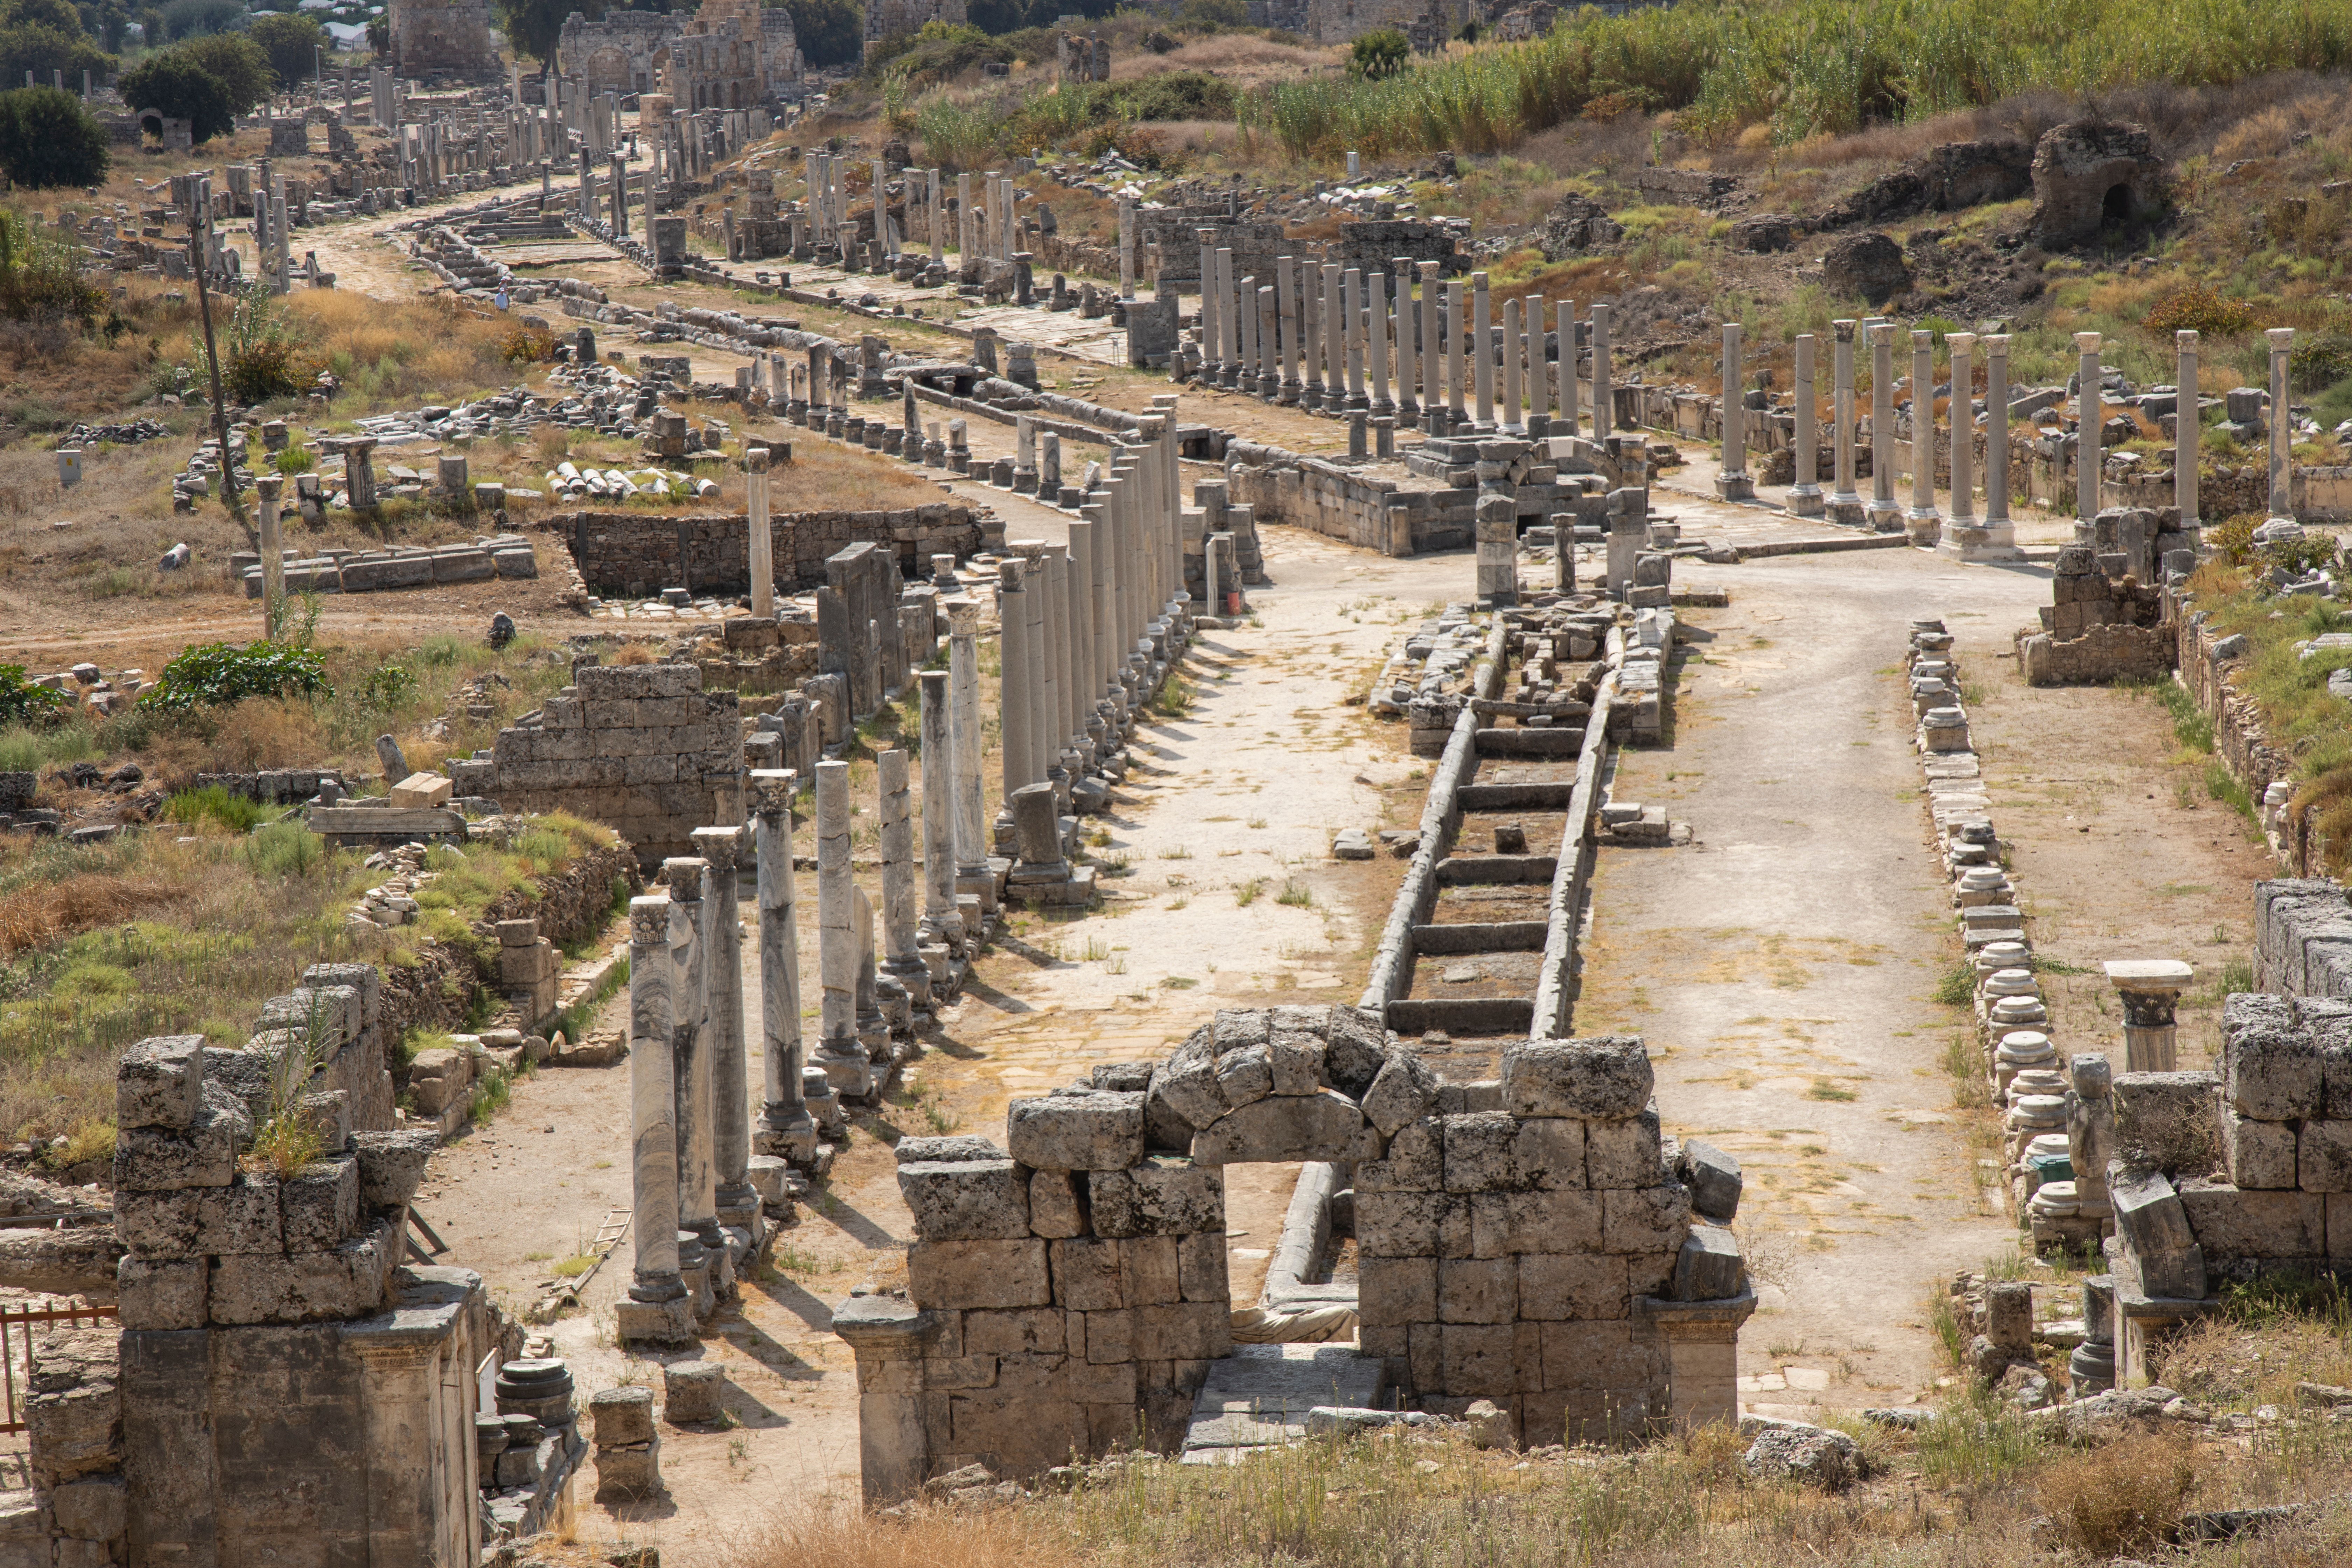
[957, 172, 973, 260]
[2106, 960, 2194, 1074]
[1301, 262, 1324, 408]
[625, 893, 687, 1317]
[1023, 555, 1054, 790]
[1066, 518, 1100, 747]
[1276, 257, 1301, 404]
[1256, 285, 1279, 400]
[2177, 329, 2201, 539]
[945, 598, 990, 916]
[1471, 272, 1493, 428]
[930, 168, 944, 263]
[1715, 321, 1752, 500]
[1368, 270, 1392, 418]
[996, 562, 1031, 803]
[1829, 320, 1862, 524]
[877, 749, 929, 1011]
[1556, 298, 1577, 436]
[1343, 268, 1367, 412]
[813, 759, 869, 1097]
[746, 447, 773, 617]
[1194, 231, 1218, 381]
[1215, 248, 1238, 386]
[2267, 326, 2296, 523]
[1322, 263, 1346, 413]
[1392, 261, 1411, 425]
[664, 855, 719, 1260]
[1985, 334, 2014, 542]
[1116, 196, 1134, 298]
[1236, 271, 1258, 392]
[1446, 279, 1466, 426]
[1908, 329, 1941, 539]
[749, 769, 811, 1158]
[691, 825, 754, 1226]
[2077, 330, 2105, 524]
[1590, 301, 1612, 435]
[1940, 333, 1983, 558]
[1788, 333, 1823, 516]
[1502, 295, 1523, 433]
[1044, 544, 1077, 765]
[1867, 322, 1901, 531]
[917, 669, 963, 954]
[1419, 262, 1442, 432]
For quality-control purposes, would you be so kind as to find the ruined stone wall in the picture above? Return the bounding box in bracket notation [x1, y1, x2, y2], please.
[558, 504, 979, 601]
[388, 0, 498, 79]
[476, 662, 740, 869]
[1306, 0, 1465, 49]
[845, 1010, 1749, 1483]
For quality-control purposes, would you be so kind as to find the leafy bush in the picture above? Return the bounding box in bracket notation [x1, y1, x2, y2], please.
[0, 23, 114, 97]
[2289, 333, 2352, 395]
[164, 783, 267, 833]
[0, 86, 109, 188]
[2034, 1435, 2196, 1555]
[271, 445, 314, 475]
[780, 0, 860, 68]
[174, 31, 270, 113]
[142, 641, 332, 714]
[209, 285, 320, 404]
[117, 49, 233, 143]
[1113, 70, 1234, 121]
[156, 0, 240, 40]
[357, 663, 416, 712]
[2146, 286, 2263, 339]
[0, 209, 102, 330]
[241, 818, 322, 878]
[870, 19, 1012, 84]
[495, 0, 577, 63]
[0, 663, 70, 727]
[1349, 28, 1408, 79]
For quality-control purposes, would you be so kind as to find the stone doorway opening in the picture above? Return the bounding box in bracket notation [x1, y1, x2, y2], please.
[2102, 182, 2134, 226]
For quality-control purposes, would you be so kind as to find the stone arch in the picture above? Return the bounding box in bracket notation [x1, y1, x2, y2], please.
[584, 44, 634, 95]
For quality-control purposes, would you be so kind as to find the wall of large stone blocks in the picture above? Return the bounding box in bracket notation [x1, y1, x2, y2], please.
[482, 662, 740, 869]
[558, 504, 980, 602]
[869, 1010, 1749, 1476]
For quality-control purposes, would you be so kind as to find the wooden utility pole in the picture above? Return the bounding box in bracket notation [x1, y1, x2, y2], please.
[186, 181, 250, 543]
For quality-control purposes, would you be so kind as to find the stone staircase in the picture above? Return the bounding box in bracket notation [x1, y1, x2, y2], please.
[1178, 1344, 1386, 1464]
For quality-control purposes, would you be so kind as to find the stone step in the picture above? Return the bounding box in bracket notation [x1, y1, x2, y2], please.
[1411, 920, 1549, 954]
[1179, 1343, 1387, 1464]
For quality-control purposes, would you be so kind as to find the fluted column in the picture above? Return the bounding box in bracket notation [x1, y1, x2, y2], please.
[2267, 326, 2295, 522]
[917, 671, 962, 951]
[749, 769, 810, 1154]
[626, 893, 684, 1302]
[664, 855, 718, 1253]
[946, 597, 988, 898]
[877, 748, 929, 1009]
[2176, 329, 2201, 539]
[690, 825, 753, 1222]
[2077, 330, 2105, 524]
[1789, 332, 1822, 516]
[1867, 321, 1900, 531]
[1907, 329, 1941, 538]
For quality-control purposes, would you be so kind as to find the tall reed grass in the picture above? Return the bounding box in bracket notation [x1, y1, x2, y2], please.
[1241, 0, 2352, 160]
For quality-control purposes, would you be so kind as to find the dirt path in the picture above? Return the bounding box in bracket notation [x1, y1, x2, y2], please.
[1574, 538, 2042, 1418]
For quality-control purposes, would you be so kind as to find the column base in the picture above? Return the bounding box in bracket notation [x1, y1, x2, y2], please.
[1826, 495, 1867, 528]
[1905, 508, 1943, 548]
[1786, 485, 1825, 518]
[1713, 472, 1756, 502]
[1937, 521, 2024, 562]
[1008, 862, 1098, 908]
[755, 1107, 819, 1162]
[1865, 501, 1904, 533]
[813, 1043, 878, 1100]
[615, 1294, 698, 1346]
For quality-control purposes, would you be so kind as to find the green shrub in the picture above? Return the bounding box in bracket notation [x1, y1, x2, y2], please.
[357, 664, 416, 713]
[142, 641, 332, 714]
[1349, 28, 1409, 79]
[116, 50, 233, 144]
[271, 445, 314, 475]
[241, 819, 322, 878]
[0, 85, 109, 189]
[0, 663, 70, 727]
[2143, 285, 2254, 338]
[245, 10, 323, 87]
[0, 209, 102, 330]
[164, 784, 265, 833]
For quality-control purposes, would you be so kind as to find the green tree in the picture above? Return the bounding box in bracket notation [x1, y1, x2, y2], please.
[0, 84, 109, 186]
[497, 0, 593, 64]
[1348, 27, 1407, 78]
[118, 50, 232, 140]
[364, 13, 384, 54]
[776, 0, 858, 68]
[2, 0, 82, 34]
[156, 0, 238, 39]
[93, 1, 123, 49]
[177, 32, 271, 114]
[246, 11, 322, 87]
[0, 23, 112, 90]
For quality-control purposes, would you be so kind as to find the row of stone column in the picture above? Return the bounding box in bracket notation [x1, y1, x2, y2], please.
[1187, 251, 1620, 440]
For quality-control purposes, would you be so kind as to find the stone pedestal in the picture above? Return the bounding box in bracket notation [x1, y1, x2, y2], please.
[1474, 495, 1518, 608]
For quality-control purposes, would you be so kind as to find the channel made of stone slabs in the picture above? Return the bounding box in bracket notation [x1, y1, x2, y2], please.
[1181, 1343, 1388, 1463]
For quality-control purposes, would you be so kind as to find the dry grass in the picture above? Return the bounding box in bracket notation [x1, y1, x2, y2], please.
[0, 870, 184, 955]
[2035, 1435, 2197, 1555]
[724, 1498, 1083, 1568]
[1108, 34, 1337, 92]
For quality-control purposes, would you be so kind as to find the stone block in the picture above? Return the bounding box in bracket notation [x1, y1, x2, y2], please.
[48, 1476, 124, 1544]
[1089, 1157, 1224, 1237]
[2176, 1178, 2326, 1260]
[1669, 1222, 1745, 1301]
[1356, 1191, 1451, 1256]
[117, 1035, 207, 1132]
[898, 1158, 1032, 1240]
[208, 1217, 393, 1324]
[1442, 1112, 1521, 1192]
[2115, 1072, 2221, 1172]
[1153, 1027, 1227, 1129]
[1539, 1319, 1658, 1394]
[664, 1363, 724, 1424]
[1515, 1252, 1629, 1320]
[589, 1385, 655, 1446]
[2109, 1167, 2207, 1299]
[1675, 1139, 1742, 1222]
[388, 771, 454, 808]
[1029, 1169, 1087, 1238]
[1007, 1091, 1145, 1170]
[1124, 1235, 1182, 1306]
[1358, 1255, 1438, 1324]
[1471, 1189, 1601, 1256]
[112, 1104, 240, 1191]
[1502, 1035, 1653, 1119]
[281, 1157, 358, 1251]
[116, 1256, 206, 1330]
[1439, 1257, 1517, 1324]
[349, 1129, 438, 1212]
[909, 1239, 1051, 1309]
[1268, 1030, 1326, 1094]
[1512, 1118, 1586, 1190]
[2227, 1016, 2323, 1120]
[2301, 1120, 2352, 1192]
[594, 1437, 661, 1500]
[1440, 1322, 1539, 1396]
[965, 1308, 1063, 1356]
[1359, 1117, 1443, 1192]
[193, 1174, 283, 1254]
[1049, 1237, 1129, 1310]
[1603, 1185, 1692, 1254]
[895, 1135, 1009, 1163]
[1324, 1006, 1390, 1097]
[1212, 1043, 1275, 1107]
[1190, 1090, 1363, 1164]
[1179, 1232, 1228, 1302]
[2221, 1104, 2300, 1190]
[1361, 1048, 1440, 1135]
[1584, 1104, 1664, 1189]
